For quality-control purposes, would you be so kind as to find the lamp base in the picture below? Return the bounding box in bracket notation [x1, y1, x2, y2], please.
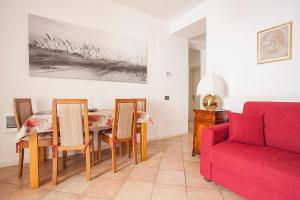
[203, 94, 218, 110]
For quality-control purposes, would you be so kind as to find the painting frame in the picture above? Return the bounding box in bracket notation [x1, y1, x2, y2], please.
[257, 22, 293, 64]
[28, 14, 148, 84]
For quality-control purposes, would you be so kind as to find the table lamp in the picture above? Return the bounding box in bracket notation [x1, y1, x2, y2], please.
[197, 73, 225, 110]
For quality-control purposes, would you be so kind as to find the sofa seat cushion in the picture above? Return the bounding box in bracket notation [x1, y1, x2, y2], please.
[212, 142, 300, 195]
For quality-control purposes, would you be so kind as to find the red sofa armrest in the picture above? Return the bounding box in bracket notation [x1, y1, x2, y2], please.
[200, 123, 229, 180]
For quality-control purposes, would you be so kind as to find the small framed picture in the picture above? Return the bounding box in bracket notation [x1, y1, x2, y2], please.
[257, 22, 292, 64]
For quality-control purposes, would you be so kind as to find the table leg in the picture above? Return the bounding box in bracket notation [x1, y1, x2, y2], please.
[29, 132, 39, 189]
[141, 123, 147, 161]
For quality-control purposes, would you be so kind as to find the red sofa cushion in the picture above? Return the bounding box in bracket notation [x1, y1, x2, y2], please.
[243, 102, 300, 154]
[228, 112, 265, 146]
[212, 142, 300, 199]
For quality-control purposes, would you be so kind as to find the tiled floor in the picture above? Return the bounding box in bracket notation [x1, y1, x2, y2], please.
[0, 132, 244, 200]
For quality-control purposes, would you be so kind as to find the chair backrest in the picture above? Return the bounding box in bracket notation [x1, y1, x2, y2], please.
[136, 98, 146, 112]
[112, 99, 137, 140]
[52, 99, 89, 147]
[13, 98, 33, 131]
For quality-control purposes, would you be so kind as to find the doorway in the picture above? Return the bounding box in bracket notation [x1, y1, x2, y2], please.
[188, 48, 201, 131]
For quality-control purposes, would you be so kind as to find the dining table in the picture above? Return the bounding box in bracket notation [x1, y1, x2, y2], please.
[15, 109, 152, 189]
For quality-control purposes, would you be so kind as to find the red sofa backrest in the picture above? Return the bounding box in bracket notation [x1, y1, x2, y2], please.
[243, 101, 300, 153]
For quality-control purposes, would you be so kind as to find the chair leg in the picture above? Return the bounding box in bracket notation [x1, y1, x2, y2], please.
[119, 142, 123, 157]
[140, 134, 143, 161]
[90, 134, 95, 165]
[18, 146, 24, 177]
[63, 151, 67, 170]
[126, 141, 131, 158]
[132, 135, 138, 164]
[112, 142, 117, 173]
[85, 145, 91, 181]
[52, 151, 58, 185]
[98, 135, 102, 164]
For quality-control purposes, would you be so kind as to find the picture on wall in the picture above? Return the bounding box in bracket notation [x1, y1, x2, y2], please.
[28, 14, 148, 83]
[257, 22, 292, 64]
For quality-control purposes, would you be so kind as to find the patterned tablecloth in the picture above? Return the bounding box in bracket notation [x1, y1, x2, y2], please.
[15, 109, 152, 142]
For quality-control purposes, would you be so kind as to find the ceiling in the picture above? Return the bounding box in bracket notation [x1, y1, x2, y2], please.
[108, 0, 206, 21]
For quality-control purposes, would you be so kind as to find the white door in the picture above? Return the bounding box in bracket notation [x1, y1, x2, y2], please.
[189, 68, 201, 122]
[193, 68, 201, 110]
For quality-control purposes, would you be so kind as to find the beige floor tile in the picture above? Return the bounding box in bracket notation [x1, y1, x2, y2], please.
[0, 165, 23, 181]
[148, 140, 165, 145]
[4, 171, 30, 186]
[82, 178, 123, 199]
[163, 144, 183, 153]
[151, 184, 187, 200]
[54, 175, 92, 194]
[40, 191, 79, 200]
[127, 167, 158, 183]
[135, 157, 161, 169]
[147, 151, 163, 160]
[165, 140, 181, 147]
[77, 195, 107, 200]
[185, 171, 217, 189]
[148, 144, 164, 150]
[0, 135, 245, 200]
[181, 144, 193, 153]
[4, 187, 50, 200]
[163, 150, 183, 158]
[166, 136, 182, 141]
[100, 165, 133, 180]
[115, 180, 154, 200]
[187, 187, 223, 200]
[181, 134, 193, 142]
[0, 183, 21, 199]
[160, 157, 184, 171]
[184, 160, 199, 172]
[220, 189, 245, 200]
[156, 169, 185, 186]
[183, 152, 200, 162]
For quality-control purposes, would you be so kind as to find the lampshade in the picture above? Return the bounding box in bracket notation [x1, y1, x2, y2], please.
[197, 73, 225, 97]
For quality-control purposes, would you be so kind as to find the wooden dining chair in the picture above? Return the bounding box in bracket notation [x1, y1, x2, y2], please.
[136, 98, 146, 160]
[119, 98, 146, 159]
[98, 99, 138, 173]
[52, 99, 91, 184]
[13, 98, 52, 177]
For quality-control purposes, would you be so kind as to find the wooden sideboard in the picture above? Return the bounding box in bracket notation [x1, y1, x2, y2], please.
[192, 109, 228, 156]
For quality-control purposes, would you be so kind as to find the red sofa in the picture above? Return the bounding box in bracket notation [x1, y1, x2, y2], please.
[200, 102, 300, 200]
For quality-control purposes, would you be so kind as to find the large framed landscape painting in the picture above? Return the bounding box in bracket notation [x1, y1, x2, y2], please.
[257, 22, 292, 64]
[28, 14, 148, 83]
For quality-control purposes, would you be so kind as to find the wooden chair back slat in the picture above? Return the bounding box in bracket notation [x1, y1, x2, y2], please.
[13, 98, 33, 131]
[52, 99, 89, 147]
[113, 99, 137, 140]
[58, 104, 83, 146]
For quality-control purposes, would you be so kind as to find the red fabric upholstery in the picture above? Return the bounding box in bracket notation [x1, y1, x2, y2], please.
[212, 142, 300, 200]
[200, 123, 229, 180]
[228, 112, 265, 146]
[200, 102, 300, 200]
[243, 102, 300, 153]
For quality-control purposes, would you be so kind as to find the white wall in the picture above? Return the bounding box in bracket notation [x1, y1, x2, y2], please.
[171, 0, 300, 112]
[0, 0, 188, 167]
